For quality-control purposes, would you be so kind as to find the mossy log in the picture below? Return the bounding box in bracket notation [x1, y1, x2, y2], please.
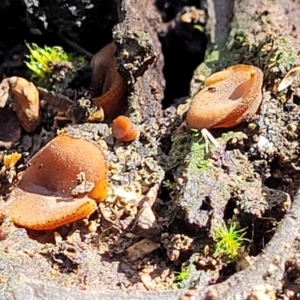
[171, 0, 300, 299]
[4, 0, 300, 299]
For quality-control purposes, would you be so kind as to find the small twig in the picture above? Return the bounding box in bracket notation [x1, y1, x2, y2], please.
[57, 32, 93, 59]
[98, 203, 117, 225]
[37, 87, 74, 111]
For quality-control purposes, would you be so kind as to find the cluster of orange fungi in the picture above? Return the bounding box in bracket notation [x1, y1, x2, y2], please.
[2, 64, 264, 231]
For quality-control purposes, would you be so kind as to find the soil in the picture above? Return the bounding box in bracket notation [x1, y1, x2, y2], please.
[1, 0, 300, 300]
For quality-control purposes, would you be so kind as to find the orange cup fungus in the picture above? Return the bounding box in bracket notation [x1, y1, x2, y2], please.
[91, 42, 127, 119]
[186, 64, 263, 130]
[5, 135, 107, 230]
[112, 115, 140, 142]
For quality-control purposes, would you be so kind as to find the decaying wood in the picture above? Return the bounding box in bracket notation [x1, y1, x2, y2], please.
[113, 0, 165, 122]
[3, 0, 300, 299]
[206, 0, 234, 48]
[176, 0, 300, 299]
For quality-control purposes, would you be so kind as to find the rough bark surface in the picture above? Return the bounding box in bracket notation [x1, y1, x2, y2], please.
[2, 0, 300, 299]
[113, 0, 165, 122]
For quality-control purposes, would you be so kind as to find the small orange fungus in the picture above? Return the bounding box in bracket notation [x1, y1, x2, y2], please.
[91, 42, 127, 119]
[112, 115, 140, 142]
[5, 134, 107, 230]
[186, 64, 263, 130]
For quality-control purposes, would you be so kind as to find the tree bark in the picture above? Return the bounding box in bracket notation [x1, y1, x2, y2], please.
[6, 0, 300, 299]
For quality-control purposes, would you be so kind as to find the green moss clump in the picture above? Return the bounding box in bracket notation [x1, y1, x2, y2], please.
[172, 266, 191, 289]
[25, 43, 70, 81]
[212, 221, 250, 262]
[24, 43, 85, 89]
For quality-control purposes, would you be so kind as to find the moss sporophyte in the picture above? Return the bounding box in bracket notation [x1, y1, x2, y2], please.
[212, 221, 250, 262]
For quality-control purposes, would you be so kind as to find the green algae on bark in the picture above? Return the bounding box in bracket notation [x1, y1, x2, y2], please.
[168, 130, 267, 232]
